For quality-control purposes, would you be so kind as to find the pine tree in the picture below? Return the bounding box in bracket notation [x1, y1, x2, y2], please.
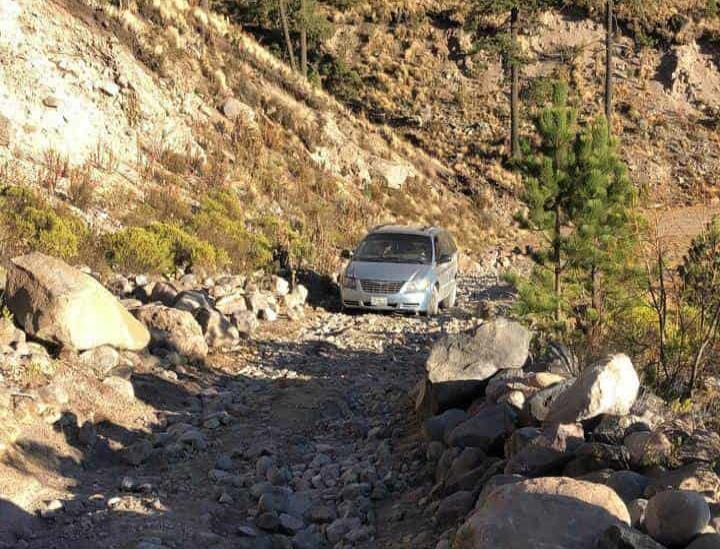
[566, 116, 636, 340]
[515, 81, 637, 337]
[518, 82, 577, 322]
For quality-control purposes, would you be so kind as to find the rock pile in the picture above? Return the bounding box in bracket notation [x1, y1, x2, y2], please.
[2, 253, 308, 367]
[420, 318, 720, 548]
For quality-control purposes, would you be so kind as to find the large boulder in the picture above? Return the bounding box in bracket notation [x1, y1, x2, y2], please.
[645, 490, 710, 546]
[546, 354, 640, 424]
[134, 304, 208, 359]
[4, 253, 150, 351]
[458, 477, 630, 548]
[421, 318, 532, 413]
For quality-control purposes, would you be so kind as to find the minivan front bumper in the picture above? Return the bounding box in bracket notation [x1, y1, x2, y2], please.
[340, 286, 432, 313]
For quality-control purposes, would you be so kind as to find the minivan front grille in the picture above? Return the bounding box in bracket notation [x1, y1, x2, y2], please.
[360, 279, 404, 294]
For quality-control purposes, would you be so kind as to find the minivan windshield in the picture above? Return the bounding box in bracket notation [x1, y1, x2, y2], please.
[354, 233, 433, 264]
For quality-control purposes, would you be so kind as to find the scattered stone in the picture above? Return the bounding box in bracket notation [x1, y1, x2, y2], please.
[194, 308, 239, 348]
[645, 490, 710, 546]
[435, 491, 475, 523]
[423, 409, 467, 442]
[134, 304, 208, 359]
[627, 498, 648, 528]
[78, 346, 120, 373]
[149, 282, 178, 306]
[505, 423, 584, 476]
[103, 376, 135, 400]
[445, 404, 516, 451]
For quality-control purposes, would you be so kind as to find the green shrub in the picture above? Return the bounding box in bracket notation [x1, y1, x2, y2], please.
[191, 190, 274, 271]
[0, 185, 89, 261]
[150, 222, 229, 273]
[319, 56, 363, 102]
[104, 226, 175, 274]
[105, 223, 228, 274]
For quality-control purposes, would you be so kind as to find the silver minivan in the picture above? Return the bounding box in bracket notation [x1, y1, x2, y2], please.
[340, 225, 459, 316]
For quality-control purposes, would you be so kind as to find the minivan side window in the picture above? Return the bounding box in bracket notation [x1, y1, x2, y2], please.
[438, 232, 455, 257]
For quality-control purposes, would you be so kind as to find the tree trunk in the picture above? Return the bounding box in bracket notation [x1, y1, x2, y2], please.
[300, 0, 308, 78]
[279, 0, 298, 73]
[510, 6, 521, 161]
[554, 202, 562, 322]
[605, 0, 614, 130]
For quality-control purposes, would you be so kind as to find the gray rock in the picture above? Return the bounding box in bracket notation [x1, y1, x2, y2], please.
[444, 447, 487, 492]
[327, 517, 361, 544]
[504, 427, 542, 459]
[525, 378, 575, 422]
[78, 345, 120, 373]
[645, 490, 710, 546]
[173, 290, 212, 313]
[215, 293, 247, 316]
[278, 513, 304, 534]
[645, 462, 720, 500]
[423, 409, 467, 442]
[605, 471, 650, 504]
[546, 354, 640, 423]
[436, 491, 475, 523]
[256, 511, 280, 532]
[627, 498, 648, 528]
[194, 308, 239, 348]
[149, 282, 178, 306]
[421, 318, 532, 412]
[505, 423, 584, 477]
[134, 304, 208, 360]
[233, 310, 259, 337]
[6, 252, 150, 351]
[446, 404, 516, 451]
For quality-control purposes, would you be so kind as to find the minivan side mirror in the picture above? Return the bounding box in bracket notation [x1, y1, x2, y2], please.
[437, 254, 452, 264]
[340, 249, 353, 260]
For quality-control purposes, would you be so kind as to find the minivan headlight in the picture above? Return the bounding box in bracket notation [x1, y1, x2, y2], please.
[405, 278, 430, 292]
[342, 273, 358, 289]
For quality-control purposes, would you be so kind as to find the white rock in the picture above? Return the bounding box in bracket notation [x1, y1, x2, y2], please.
[546, 354, 639, 423]
[5, 253, 150, 351]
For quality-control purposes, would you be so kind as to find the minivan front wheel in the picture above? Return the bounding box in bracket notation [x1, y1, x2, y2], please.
[440, 282, 457, 310]
[425, 287, 440, 317]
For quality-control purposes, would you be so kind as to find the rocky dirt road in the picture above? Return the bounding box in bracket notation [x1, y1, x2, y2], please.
[11, 275, 510, 549]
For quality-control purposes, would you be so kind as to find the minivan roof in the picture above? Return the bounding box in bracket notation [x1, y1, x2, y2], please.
[368, 224, 443, 237]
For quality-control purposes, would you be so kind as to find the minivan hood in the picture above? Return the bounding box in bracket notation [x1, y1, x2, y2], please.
[346, 261, 431, 282]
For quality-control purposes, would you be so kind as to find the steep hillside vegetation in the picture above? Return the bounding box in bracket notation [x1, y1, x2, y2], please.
[234, 0, 720, 207]
[0, 0, 491, 278]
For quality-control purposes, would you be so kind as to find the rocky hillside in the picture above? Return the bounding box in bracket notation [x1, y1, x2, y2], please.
[0, 0, 490, 277]
[317, 0, 720, 208]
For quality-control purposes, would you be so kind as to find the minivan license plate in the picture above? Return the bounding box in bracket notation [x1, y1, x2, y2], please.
[370, 297, 388, 307]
